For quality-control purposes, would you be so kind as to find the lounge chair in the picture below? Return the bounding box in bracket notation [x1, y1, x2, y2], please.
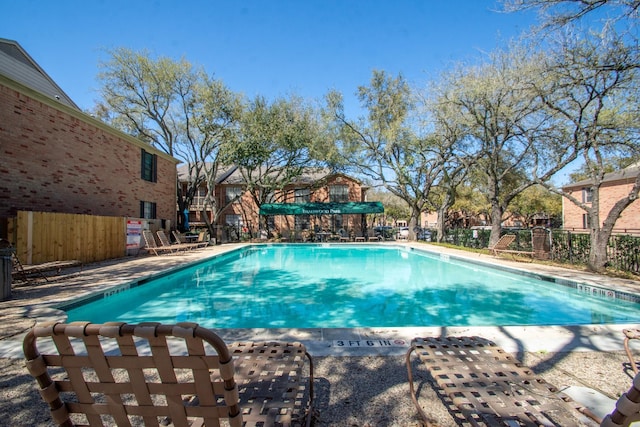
[488, 234, 517, 256]
[157, 230, 201, 251]
[23, 322, 314, 427]
[173, 230, 209, 248]
[11, 253, 82, 283]
[624, 328, 640, 375]
[142, 230, 176, 255]
[367, 230, 381, 242]
[406, 336, 600, 426]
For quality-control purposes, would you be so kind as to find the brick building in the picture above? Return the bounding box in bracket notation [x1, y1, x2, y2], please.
[562, 164, 640, 232]
[0, 39, 178, 230]
[179, 165, 382, 241]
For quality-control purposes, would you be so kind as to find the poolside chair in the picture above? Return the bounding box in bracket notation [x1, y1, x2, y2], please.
[157, 230, 201, 251]
[142, 230, 176, 255]
[173, 230, 209, 249]
[23, 322, 314, 427]
[366, 229, 381, 242]
[624, 328, 640, 375]
[11, 252, 82, 283]
[488, 234, 517, 256]
[406, 336, 600, 426]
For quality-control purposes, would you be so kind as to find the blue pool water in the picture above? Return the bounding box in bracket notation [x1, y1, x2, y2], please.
[65, 245, 640, 328]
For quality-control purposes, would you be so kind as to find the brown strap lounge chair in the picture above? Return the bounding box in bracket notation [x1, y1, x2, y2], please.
[23, 322, 314, 427]
[406, 336, 600, 426]
[173, 230, 210, 249]
[142, 230, 176, 256]
[11, 253, 82, 283]
[157, 230, 201, 251]
[488, 234, 516, 256]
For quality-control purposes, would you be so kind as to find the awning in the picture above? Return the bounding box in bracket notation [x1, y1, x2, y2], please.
[259, 201, 384, 215]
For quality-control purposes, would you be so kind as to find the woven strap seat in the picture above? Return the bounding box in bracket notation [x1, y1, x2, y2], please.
[406, 336, 598, 426]
[227, 341, 313, 427]
[23, 322, 313, 427]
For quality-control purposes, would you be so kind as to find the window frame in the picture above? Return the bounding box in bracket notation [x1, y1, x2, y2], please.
[329, 185, 349, 202]
[140, 201, 157, 219]
[141, 149, 157, 183]
[225, 214, 243, 227]
[225, 186, 243, 204]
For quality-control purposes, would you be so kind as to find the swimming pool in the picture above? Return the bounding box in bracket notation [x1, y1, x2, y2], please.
[64, 244, 640, 328]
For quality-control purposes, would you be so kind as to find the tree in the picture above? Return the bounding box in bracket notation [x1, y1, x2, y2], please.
[568, 154, 640, 181]
[508, 185, 562, 227]
[502, 0, 639, 30]
[95, 48, 241, 232]
[436, 49, 547, 247]
[223, 94, 327, 234]
[449, 184, 492, 227]
[530, 34, 640, 271]
[420, 83, 484, 242]
[324, 70, 448, 240]
[366, 188, 411, 226]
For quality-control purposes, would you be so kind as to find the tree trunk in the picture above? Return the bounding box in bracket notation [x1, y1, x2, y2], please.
[488, 203, 504, 247]
[436, 207, 446, 243]
[588, 229, 609, 272]
[435, 191, 454, 243]
[408, 212, 419, 241]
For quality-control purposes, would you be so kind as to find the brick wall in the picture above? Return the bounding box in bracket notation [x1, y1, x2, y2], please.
[0, 80, 177, 223]
[563, 179, 640, 230]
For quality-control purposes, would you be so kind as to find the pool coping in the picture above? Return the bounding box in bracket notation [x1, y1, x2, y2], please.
[1, 241, 639, 358]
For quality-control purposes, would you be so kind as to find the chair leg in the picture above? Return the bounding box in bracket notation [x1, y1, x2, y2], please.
[624, 329, 640, 375]
[405, 345, 436, 427]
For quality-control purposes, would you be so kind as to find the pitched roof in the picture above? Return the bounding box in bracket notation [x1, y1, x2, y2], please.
[0, 38, 79, 109]
[563, 163, 640, 188]
[218, 167, 347, 185]
[177, 163, 237, 183]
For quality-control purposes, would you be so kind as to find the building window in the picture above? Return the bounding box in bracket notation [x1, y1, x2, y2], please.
[582, 213, 590, 229]
[329, 185, 349, 202]
[226, 214, 243, 227]
[295, 188, 310, 203]
[193, 186, 207, 208]
[225, 186, 243, 204]
[295, 215, 310, 230]
[140, 201, 156, 219]
[582, 187, 593, 203]
[141, 149, 157, 182]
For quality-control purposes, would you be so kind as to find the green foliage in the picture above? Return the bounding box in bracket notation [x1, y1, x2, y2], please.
[366, 189, 410, 224]
[223, 94, 327, 206]
[568, 155, 640, 182]
[94, 47, 243, 231]
[508, 185, 561, 226]
[550, 231, 640, 274]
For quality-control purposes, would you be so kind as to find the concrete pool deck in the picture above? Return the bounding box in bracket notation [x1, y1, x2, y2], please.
[2, 241, 640, 426]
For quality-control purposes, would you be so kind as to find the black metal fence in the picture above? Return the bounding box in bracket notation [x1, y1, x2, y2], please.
[439, 228, 640, 275]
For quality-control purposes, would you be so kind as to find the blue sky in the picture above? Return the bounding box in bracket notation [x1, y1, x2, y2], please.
[4, 0, 539, 115]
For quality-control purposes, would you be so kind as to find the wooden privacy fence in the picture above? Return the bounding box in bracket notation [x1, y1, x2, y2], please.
[8, 211, 127, 264]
